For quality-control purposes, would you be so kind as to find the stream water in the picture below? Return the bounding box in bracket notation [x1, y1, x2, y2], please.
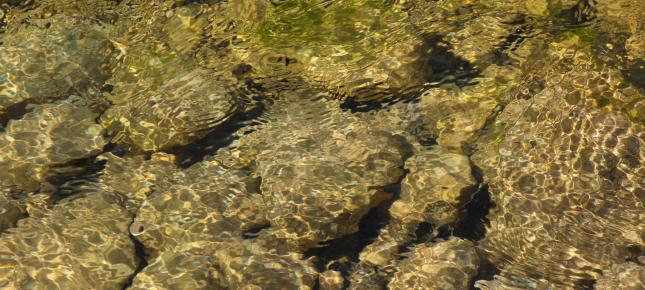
[0, 0, 643, 289]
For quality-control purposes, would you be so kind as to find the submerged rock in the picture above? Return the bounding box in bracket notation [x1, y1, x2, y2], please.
[0, 97, 106, 192]
[0, 0, 641, 288]
[474, 276, 557, 290]
[128, 157, 268, 289]
[390, 147, 476, 232]
[412, 76, 503, 150]
[231, 94, 411, 250]
[351, 146, 476, 287]
[128, 249, 217, 290]
[1, 0, 119, 28]
[0, 17, 114, 116]
[101, 2, 258, 153]
[474, 37, 645, 288]
[131, 157, 265, 256]
[388, 238, 479, 290]
[0, 189, 136, 289]
[95, 152, 180, 213]
[595, 261, 645, 290]
[319, 269, 345, 290]
[209, 239, 319, 289]
[101, 69, 239, 152]
[232, 0, 435, 103]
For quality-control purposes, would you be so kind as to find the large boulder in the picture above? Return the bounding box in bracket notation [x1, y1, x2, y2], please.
[228, 93, 411, 250]
[101, 69, 239, 152]
[474, 36, 645, 288]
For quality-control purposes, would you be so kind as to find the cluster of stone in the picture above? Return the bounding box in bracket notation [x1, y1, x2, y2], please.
[0, 0, 642, 289]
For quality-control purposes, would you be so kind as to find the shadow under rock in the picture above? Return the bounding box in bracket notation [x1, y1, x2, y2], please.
[557, 0, 598, 28]
[0, 99, 35, 129]
[167, 80, 269, 168]
[626, 59, 645, 91]
[122, 219, 149, 290]
[341, 33, 480, 113]
[303, 183, 400, 275]
[453, 185, 494, 242]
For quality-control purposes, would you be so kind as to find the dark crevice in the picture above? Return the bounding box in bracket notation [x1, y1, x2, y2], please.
[302, 178, 403, 282]
[243, 223, 271, 239]
[0, 99, 35, 129]
[46, 155, 108, 200]
[453, 185, 494, 241]
[626, 245, 644, 264]
[493, 24, 534, 66]
[302, 168, 408, 289]
[312, 276, 321, 290]
[102, 142, 130, 157]
[122, 219, 149, 290]
[625, 59, 645, 91]
[171, 0, 214, 7]
[340, 91, 414, 113]
[354, 195, 397, 256]
[469, 251, 501, 290]
[407, 118, 438, 148]
[0, 189, 29, 232]
[575, 279, 596, 290]
[557, 0, 598, 28]
[453, 158, 495, 241]
[420, 34, 481, 88]
[412, 222, 433, 244]
[431, 226, 454, 242]
[303, 194, 396, 274]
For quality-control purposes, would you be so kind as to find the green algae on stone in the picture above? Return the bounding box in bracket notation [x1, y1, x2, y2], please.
[104, 42, 186, 106]
[554, 26, 597, 44]
[256, 0, 399, 49]
[234, 0, 430, 102]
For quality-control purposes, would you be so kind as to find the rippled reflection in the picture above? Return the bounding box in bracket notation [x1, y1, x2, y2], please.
[0, 0, 643, 289]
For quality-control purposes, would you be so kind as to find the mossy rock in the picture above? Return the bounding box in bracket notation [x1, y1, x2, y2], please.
[234, 0, 428, 103]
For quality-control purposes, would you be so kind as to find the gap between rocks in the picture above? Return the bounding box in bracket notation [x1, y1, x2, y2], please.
[122, 218, 149, 290]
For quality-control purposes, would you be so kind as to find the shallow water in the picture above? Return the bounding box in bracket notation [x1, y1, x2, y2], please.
[0, 0, 643, 289]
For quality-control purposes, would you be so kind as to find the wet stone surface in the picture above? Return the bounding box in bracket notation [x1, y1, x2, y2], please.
[0, 16, 115, 114]
[0, 189, 136, 289]
[388, 238, 480, 290]
[474, 36, 645, 288]
[0, 97, 106, 192]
